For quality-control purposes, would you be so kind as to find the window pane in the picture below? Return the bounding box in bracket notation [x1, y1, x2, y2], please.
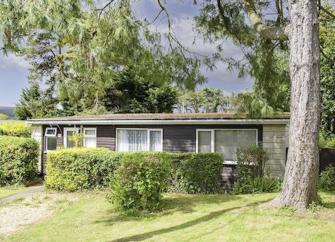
[46, 137, 57, 151]
[117, 130, 147, 152]
[150, 130, 162, 151]
[84, 129, 96, 136]
[215, 130, 257, 161]
[198, 131, 212, 153]
[46, 128, 56, 136]
[84, 137, 96, 148]
[66, 131, 76, 148]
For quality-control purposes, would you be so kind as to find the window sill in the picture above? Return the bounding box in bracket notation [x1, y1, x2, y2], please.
[223, 160, 237, 165]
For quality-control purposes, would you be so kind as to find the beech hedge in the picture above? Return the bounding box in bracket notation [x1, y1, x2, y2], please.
[0, 122, 31, 137]
[45, 148, 122, 191]
[0, 136, 38, 185]
[45, 149, 224, 193]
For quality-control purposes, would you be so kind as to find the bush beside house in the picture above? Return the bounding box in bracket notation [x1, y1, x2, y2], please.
[233, 146, 281, 194]
[0, 136, 38, 185]
[45, 148, 122, 191]
[319, 166, 335, 192]
[108, 154, 170, 212]
[45, 149, 225, 193]
[0, 122, 31, 137]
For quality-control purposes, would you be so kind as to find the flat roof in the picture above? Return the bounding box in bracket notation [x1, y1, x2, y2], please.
[27, 112, 290, 125]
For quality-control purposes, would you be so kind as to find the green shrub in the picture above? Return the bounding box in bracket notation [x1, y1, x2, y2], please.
[46, 148, 122, 191]
[108, 153, 170, 213]
[168, 153, 224, 194]
[319, 166, 335, 192]
[46, 150, 225, 194]
[0, 136, 38, 185]
[0, 122, 31, 137]
[319, 132, 335, 148]
[233, 145, 281, 194]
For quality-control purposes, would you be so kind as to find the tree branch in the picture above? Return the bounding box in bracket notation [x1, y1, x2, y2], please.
[243, 0, 288, 40]
[320, 5, 335, 20]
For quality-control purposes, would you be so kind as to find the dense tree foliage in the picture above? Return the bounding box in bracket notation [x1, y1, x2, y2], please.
[177, 88, 229, 113]
[320, 6, 335, 135]
[0, 0, 204, 118]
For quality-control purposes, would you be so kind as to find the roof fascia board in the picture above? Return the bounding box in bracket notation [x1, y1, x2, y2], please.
[27, 119, 289, 125]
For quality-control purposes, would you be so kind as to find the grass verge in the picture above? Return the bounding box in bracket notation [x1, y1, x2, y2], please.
[4, 192, 335, 242]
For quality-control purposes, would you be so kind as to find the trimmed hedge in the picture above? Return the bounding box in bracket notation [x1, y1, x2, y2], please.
[45, 148, 122, 191]
[45, 149, 224, 193]
[108, 153, 170, 212]
[0, 136, 38, 185]
[168, 153, 224, 193]
[0, 122, 31, 137]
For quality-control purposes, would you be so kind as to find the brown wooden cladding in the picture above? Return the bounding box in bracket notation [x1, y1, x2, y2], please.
[42, 124, 263, 152]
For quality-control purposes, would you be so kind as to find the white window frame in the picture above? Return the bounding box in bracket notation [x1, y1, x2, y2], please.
[196, 129, 258, 163]
[64, 127, 80, 148]
[115, 128, 163, 152]
[83, 128, 97, 148]
[45, 127, 57, 137]
[44, 127, 57, 152]
[196, 129, 215, 153]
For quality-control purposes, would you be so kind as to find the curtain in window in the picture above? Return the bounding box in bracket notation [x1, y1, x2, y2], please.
[117, 130, 148, 151]
[150, 130, 162, 151]
[198, 131, 212, 153]
[215, 130, 257, 161]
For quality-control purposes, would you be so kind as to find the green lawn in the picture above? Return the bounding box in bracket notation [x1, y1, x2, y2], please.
[5, 192, 335, 242]
[0, 186, 27, 198]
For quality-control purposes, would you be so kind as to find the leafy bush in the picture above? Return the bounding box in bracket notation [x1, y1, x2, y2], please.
[46, 150, 225, 193]
[319, 166, 335, 192]
[168, 153, 224, 193]
[0, 122, 31, 137]
[0, 136, 38, 185]
[46, 148, 122, 191]
[319, 132, 335, 148]
[108, 153, 170, 213]
[233, 145, 281, 194]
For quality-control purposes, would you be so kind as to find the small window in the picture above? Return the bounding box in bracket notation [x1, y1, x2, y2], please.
[83, 128, 97, 148]
[64, 128, 79, 148]
[45, 128, 57, 152]
[45, 127, 57, 137]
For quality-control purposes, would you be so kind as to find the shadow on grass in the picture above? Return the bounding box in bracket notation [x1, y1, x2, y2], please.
[95, 193, 241, 225]
[109, 198, 272, 242]
[99, 196, 272, 242]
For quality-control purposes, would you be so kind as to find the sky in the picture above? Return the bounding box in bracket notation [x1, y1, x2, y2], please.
[0, 0, 253, 107]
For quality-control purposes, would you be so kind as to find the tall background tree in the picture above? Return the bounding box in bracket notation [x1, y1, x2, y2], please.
[0, 0, 205, 119]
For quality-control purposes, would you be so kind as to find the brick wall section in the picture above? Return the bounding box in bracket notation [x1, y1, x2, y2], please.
[262, 124, 288, 178]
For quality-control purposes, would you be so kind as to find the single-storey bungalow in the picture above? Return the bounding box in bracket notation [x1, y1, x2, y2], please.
[27, 113, 290, 183]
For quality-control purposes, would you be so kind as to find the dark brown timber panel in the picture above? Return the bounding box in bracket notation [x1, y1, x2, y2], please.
[42, 124, 263, 152]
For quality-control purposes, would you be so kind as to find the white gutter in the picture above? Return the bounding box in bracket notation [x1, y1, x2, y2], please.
[27, 119, 289, 125]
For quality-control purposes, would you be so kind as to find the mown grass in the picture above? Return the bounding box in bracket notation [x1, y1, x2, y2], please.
[5, 192, 335, 242]
[0, 186, 27, 199]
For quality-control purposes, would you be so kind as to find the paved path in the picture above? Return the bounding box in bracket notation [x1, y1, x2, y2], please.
[0, 185, 44, 204]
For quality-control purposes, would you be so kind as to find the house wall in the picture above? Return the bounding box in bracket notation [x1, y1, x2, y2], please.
[39, 123, 288, 178]
[262, 124, 289, 178]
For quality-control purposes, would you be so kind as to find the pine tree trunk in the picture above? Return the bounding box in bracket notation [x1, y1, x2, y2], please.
[277, 0, 320, 210]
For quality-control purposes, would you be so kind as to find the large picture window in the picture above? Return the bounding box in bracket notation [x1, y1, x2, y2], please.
[45, 127, 57, 152]
[196, 129, 258, 161]
[116, 129, 163, 152]
[83, 128, 97, 148]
